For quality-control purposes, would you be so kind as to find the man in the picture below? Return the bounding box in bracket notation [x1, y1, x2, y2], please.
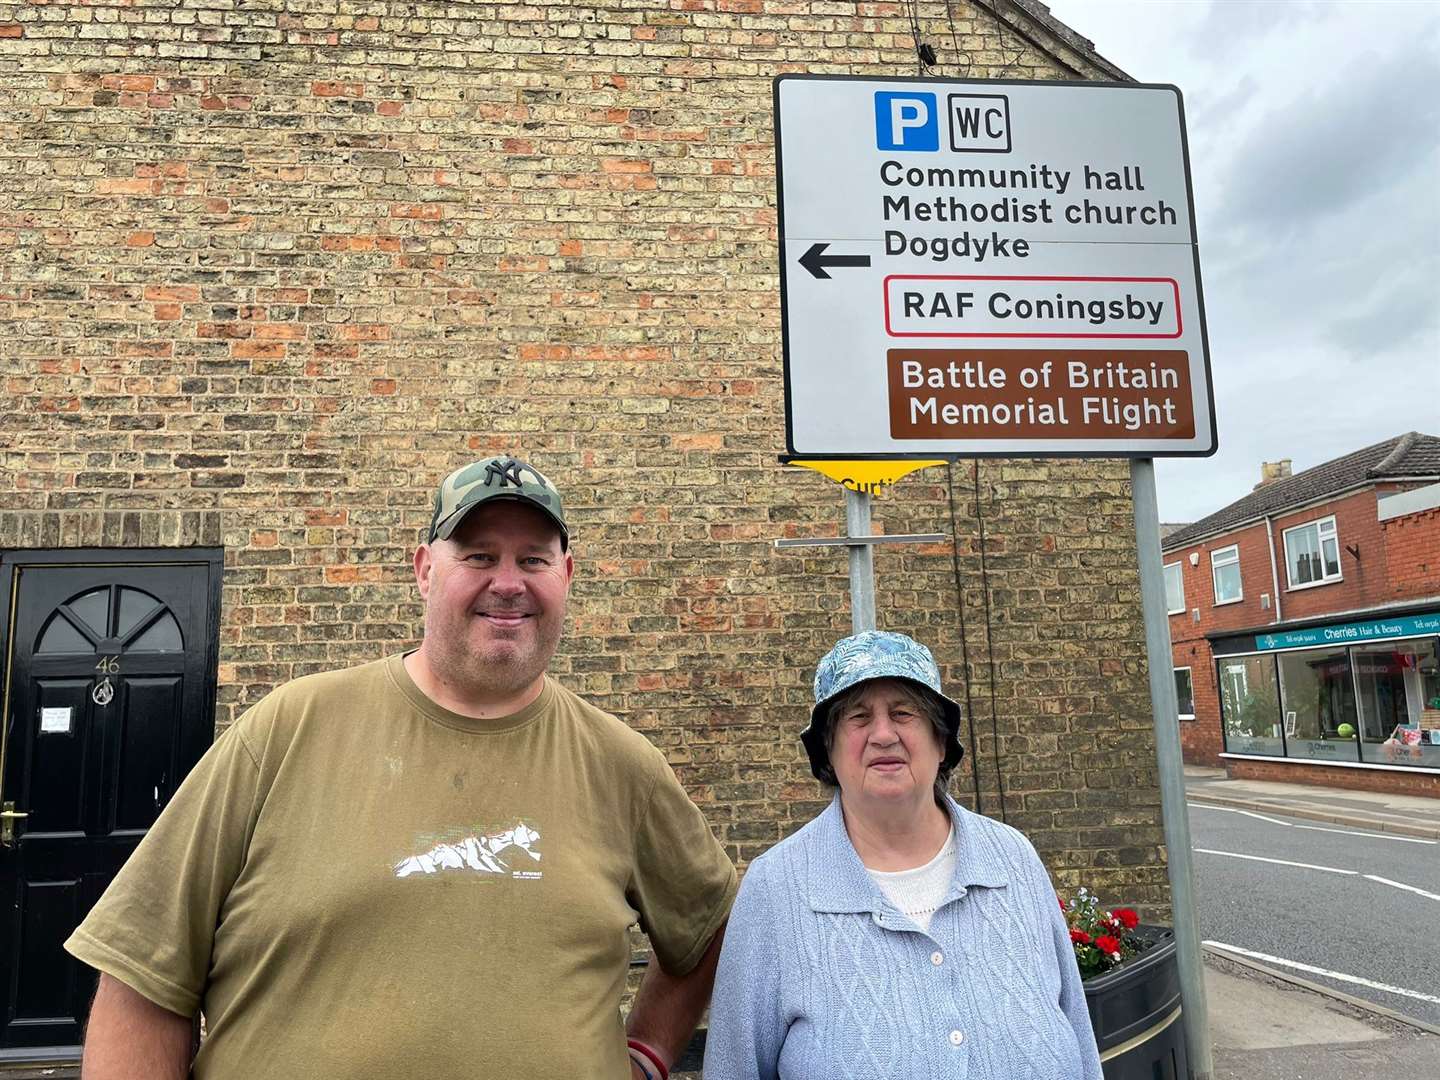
[66, 455, 737, 1080]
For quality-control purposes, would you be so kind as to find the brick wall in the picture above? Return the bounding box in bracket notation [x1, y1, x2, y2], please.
[1164, 520, 1275, 638]
[1166, 520, 1272, 767]
[1228, 758, 1440, 799]
[1270, 491, 1388, 621]
[1166, 486, 1438, 641]
[0, 2, 1170, 914]
[1175, 642, 1222, 765]
[1382, 505, 1440, 598]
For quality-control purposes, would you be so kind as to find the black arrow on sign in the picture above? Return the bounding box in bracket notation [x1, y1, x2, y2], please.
[799, 243, 871, 280]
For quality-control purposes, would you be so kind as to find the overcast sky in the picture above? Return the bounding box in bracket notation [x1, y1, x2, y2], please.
[1041, 0, 1440, 523]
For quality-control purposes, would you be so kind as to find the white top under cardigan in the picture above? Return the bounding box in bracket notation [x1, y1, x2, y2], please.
[704, 793, 1104, 1080]
[866, 824, 957, 932]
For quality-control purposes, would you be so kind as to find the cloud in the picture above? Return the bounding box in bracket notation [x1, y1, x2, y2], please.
[1200, 151, 1439, 365]
[1214, 49, 1440, 234]
[1328, 265, 1440, 357]
[1191, 0, 1329, 43]
[1184, 75, 1260, 142]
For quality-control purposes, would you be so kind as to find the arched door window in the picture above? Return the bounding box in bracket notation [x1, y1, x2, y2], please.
[34, 585, 184, 657]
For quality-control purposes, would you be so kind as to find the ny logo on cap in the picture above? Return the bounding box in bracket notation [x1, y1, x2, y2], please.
[485, 457, 537, 489]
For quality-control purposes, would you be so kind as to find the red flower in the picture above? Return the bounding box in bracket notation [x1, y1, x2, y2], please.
[1115, 908, 1139, 930]
[1070, 929, 1091, 945]
[1095, 935, 1121, 956]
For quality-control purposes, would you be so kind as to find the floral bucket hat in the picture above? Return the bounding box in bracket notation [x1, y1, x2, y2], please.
[801, 630, 964, 783]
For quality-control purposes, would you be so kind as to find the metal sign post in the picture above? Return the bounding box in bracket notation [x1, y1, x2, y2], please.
[776, 461, 945, 634]
[1132, 458, 1212, 1078]
[844, 489, 876, 633]
[775, 491, 943, 634]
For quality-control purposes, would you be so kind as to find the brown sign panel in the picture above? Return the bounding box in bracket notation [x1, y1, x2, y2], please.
[888, 349, 1195, 441]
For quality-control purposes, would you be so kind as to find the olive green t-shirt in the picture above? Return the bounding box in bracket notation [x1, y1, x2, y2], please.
[65, 655, 737, 1079]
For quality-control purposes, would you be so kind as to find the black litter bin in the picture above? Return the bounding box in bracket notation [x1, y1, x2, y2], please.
[1084, 926, 1189, 1080]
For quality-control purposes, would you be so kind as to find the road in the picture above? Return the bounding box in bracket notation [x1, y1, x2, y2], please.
[1189, 801, 1440, 1029]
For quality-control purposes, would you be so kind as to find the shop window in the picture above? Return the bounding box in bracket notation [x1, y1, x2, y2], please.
[1218, 654, 1282, 756]
[1164, 562, 1184, 615]
[1277, 646, 1361, 764]
[1355, 639, 1440, 768]
[1174, 667, 1194, 720]
[1284, 516, 1341, 589]
[1211, 546, 1242, 605]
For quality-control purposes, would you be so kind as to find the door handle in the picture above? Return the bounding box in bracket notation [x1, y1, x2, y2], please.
[1, 801, 28, 846]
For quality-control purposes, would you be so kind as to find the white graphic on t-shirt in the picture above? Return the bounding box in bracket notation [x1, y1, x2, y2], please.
[394, 822, 542, 879]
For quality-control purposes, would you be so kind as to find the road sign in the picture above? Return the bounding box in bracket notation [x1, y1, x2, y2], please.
[774, 75, 1217, 459]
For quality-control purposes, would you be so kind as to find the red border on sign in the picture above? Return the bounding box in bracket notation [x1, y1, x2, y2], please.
[883, 274, 1184, 339]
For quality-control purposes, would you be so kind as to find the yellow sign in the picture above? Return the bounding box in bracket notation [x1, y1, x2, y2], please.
[786, 459, 947, 495]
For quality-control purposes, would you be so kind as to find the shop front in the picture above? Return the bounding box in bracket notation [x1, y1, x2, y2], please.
[1212, 610, 1440, 774]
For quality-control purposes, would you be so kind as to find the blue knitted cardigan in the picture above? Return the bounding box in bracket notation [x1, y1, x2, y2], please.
[704, 793, 1104, 1080]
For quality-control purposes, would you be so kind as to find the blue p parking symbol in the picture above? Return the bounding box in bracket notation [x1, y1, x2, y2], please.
[874, 92, 938, 152]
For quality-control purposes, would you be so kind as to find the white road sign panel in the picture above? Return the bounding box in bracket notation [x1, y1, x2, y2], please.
[774, 75, 1217, 458]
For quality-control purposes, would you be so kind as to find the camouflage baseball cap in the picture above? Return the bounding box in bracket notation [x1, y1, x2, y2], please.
[426, 455, 568, 549]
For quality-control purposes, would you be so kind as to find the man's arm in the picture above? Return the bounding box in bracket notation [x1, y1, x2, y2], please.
[81, 974, 195, 1080]
[625, 922, 727, 1078]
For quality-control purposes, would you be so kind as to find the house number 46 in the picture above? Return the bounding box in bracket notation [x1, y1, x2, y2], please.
[93, 656, 120, 706]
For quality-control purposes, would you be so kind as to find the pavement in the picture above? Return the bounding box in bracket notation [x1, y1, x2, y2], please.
[1205, 948, 1440, 1079]
[1184, 764, 1440, 839]
[1187, 764, 1440, 1078]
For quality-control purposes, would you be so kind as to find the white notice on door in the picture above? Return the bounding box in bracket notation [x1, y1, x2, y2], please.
[40, 707, 72, 735]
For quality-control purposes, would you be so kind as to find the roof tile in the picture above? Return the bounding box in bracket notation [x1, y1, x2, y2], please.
[1162, 432, 1440, 550]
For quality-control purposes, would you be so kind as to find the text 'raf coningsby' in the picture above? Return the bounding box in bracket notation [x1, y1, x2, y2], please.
[887, 350, 1195, 440]
[885, 276, 1180, 338]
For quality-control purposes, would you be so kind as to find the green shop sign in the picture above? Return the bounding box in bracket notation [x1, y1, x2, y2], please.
[1255, 612, 1440, 652]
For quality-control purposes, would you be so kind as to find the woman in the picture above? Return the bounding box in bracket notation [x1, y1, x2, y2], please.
[704, 631, 1102, 1080]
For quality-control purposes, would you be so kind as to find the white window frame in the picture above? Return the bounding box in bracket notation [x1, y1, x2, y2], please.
[1211, 544, 1243, 605]
[1282, 515, 1343, 590]
[1174, 666, 1195, 720]
[1219, 660, 1250, 731]
[1164, 562, 1184, 615]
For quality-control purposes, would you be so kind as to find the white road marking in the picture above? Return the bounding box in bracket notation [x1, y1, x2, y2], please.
[1204, 941, 1440, 1007]
[1186, 803, 1293, 826]
[1295, 823, 1436, 845]
[1193, 848, 1357, 875]
[1363, 874, 1440, 902]
[1188, 801, 1437, 845]
[1192, 806, 1440, 897]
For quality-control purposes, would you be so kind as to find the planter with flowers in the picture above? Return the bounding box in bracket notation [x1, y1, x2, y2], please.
[1063, 889, 1187, 1080]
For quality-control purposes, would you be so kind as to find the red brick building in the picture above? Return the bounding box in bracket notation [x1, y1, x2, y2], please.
[1163, 433, 1440, 796]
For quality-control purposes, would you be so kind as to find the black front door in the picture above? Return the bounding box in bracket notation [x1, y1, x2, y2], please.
[1, 553, 220, 1061]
